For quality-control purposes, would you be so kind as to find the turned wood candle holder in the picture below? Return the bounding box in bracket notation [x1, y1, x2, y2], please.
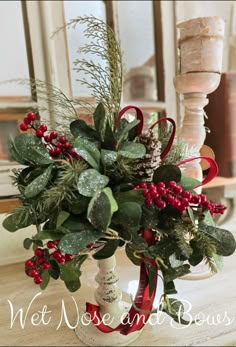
[174, 16, 225, 190]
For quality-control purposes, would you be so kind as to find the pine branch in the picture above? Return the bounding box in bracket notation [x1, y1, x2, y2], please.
[53, 16, 123, 127]
[174, 226, 193, 258]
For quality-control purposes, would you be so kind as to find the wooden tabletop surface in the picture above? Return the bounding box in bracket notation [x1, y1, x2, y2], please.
[0, 240, 236, 346]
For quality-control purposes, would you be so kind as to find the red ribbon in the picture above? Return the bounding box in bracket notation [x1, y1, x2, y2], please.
[114, 105, 144, 136]
[176, 156, 219, 188]
[86, 229, 158, 335]
[149, 117, 176, 160]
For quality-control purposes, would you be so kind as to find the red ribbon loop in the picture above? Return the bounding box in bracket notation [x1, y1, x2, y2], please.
[176, 156, 219, 187]
[114, 105, 144, 136]
[149, 117, 176, 160]
[86, 229, 158, 335]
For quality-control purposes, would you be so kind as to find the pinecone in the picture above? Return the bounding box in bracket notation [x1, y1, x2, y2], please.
[135, 129, 162, 182]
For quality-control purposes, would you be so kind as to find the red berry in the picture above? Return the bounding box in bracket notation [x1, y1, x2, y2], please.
[65, 254, 73, 262]
[25, 259, 35, 268]
[34, 275, 43, 285]
[23, 116, 31, 125]
[202, 201, 212, 210]
[199, 194, 207, 203]
[39, 124, 47, 132]
[142, 189, 150, 198]
[27, 112, 37, 121]
[181, 198, 190, 207]
[156, 182, 165, 188]
[52, 250, 61, 260]
[166, 194, 174, 204]
[29, 269, 39, 278]
[47, 240, 56, 249]
[41, 262, 50, 270]
[54, 147, 61, 156]
[50, 131, 58, 139]
[191, 195, 201, 204]
[150, 190, 159, 199]
[34, 248, 43, 257]
[20, 123, 28, 131]
[139, 183, 147, 189]
[155, 199, 166, 209]
[178, 206, 187, 213]
[49, 149, 56, 157]
[168, 181, 177, 188]
[157, 187, 167, 196]
[173, 199, 181, 209]
[57, 255, 66, 264]
[59, 136, 67, 144]
[54, 240, 60, 246]
[181, 191, 192, 199]
[36, 129, 43, 138]
[173, 185, 183, 194]
[63, 142, 71, 149]
[36, 257, 44, 265]
[149, 184, 156, 190]
[86, 243, 94, 249]
[145, 198, 153, 206]
[44, 135, 51, 142]
[56, 142, 63, 148]
[69, 148, 77, 156]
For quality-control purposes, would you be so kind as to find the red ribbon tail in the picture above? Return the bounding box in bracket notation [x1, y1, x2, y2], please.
[176, 156, 218, 187]
[114, 105, 144, 136]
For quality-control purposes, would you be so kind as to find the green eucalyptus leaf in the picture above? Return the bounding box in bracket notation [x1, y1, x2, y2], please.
[116, 119, 140, 145]
[78, 169, 109, 197]
[2, 209, 33, 232]
[70, 119, 99, 141]
[64, 279, 81, 292]
[180, 175, 200, 191]
[101, 149, 117, 167]
[14, 133, 53, 165]
[200, 225, 236, 256]
[186, 207, 195, 225]
[87, 191, 111, 231]
[60, 256, 87, 282]
[125, 243, 141, 266]
[59, 229, 103, 254]
[93, 103, 106, 141]
[161, 298, 193, 325]
[114, 190, 144, 205]
[93, 239, 119, 260]
[36, 230, 63, 240]
[23, 238, 33, 250]
[102, 187, 118, 214]
[112, 202, 142, 231]
[153, 165, 181, 185]
[119, 142, 146, 159]
[48, 260, 60, 279]
[103, 122, 116, 150]
[73, 137, 100, 169]
[163, 264, 191, 282]
[40, 271, 50, 290]
[56, 211, 70, 229]
[144, 260, 157, 297]
[8, 137, 28, 165]
[163, 280, 177, 295]
[24, 165, 53, 198]
[189, 240, 204, 266]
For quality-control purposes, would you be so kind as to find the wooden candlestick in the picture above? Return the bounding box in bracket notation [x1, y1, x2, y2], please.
[174, 17, 225, 190]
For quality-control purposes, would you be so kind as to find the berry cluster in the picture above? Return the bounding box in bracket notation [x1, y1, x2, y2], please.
[19, 112, 81, 161]
[25, 240, 73, 285]
[134, 181, 226, 215]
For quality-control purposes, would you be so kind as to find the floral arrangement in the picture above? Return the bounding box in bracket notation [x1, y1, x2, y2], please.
[3, 17, 236, 333]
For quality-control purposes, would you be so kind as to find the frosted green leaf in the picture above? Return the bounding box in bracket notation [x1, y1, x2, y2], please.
[77, 169, 109, 197]
[101, 149, 117, 166]
[73, 137, 100, 169]
[14, 133, 53, 165]
[24, 165, 53, 198]
[119, 142, 146, 159]
[59, 230, 103, 254]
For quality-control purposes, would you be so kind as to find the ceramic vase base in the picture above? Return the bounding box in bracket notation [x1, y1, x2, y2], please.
[74, 300, 142, 346]
[181, 262, 214, 281]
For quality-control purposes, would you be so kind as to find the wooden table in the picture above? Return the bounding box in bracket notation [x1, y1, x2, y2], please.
[0, 244, 236, 346]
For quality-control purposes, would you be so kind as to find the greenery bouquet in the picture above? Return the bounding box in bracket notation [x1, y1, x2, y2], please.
[2, 16, 236, 335]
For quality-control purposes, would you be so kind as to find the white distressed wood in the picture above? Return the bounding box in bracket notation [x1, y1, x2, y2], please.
[74, 255, 142, 346]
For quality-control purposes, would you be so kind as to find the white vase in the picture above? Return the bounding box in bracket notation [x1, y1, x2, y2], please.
[74, 255, 142, 346]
